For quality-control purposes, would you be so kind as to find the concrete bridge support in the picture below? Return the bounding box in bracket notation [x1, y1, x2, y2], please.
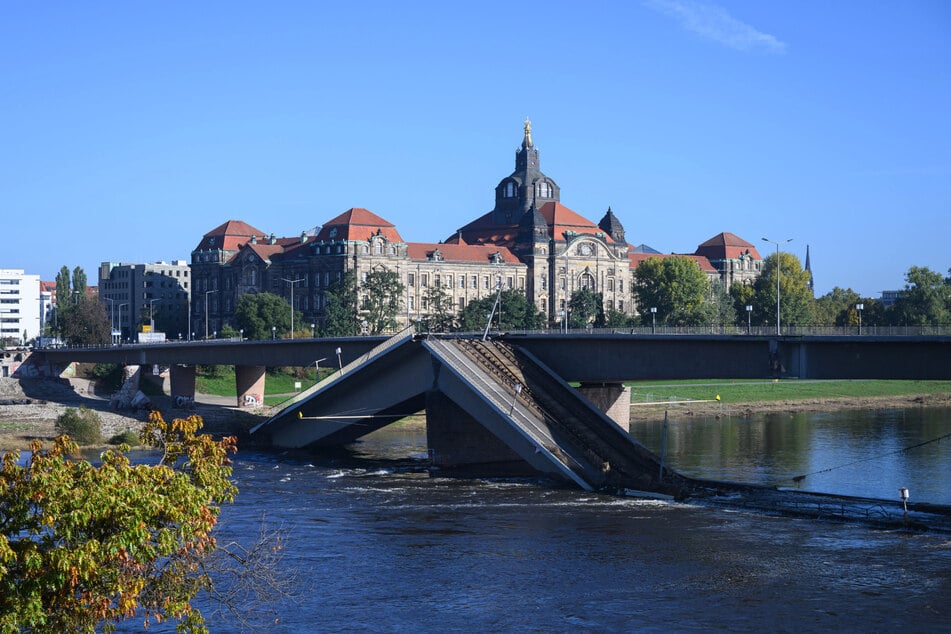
[169, 365, 197, 407]
[577, 383, 631, 432]
[425, 390, 534, 476]
[235, 365, 266, 408]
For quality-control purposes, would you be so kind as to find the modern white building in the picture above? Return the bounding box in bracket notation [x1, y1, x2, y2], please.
[0, 269, 41, 345]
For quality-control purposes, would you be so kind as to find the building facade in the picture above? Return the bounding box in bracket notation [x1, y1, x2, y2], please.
[0, 269, 41, 345]
[191, 121, 764, 334]
[98, 261, 191, 340]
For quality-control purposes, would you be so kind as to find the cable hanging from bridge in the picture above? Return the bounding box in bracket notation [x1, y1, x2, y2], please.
[791, 431, 951, 483]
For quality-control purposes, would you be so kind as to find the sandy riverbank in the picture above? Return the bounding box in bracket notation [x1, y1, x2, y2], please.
[2, 377, 949, 451]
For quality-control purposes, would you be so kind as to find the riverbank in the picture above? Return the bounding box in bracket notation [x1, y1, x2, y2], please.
[1, 377, 949, 451]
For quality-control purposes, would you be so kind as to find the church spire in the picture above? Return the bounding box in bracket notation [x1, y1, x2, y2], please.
[805, 244, 814, 294]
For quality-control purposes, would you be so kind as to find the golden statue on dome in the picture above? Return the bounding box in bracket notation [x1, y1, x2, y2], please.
[523, 117, 533, 146]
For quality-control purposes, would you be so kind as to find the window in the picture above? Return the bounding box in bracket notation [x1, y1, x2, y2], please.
[619, 280, 624, 293]
[470, 275, 477, 289]
[537, 181, 551, 197]
[373, 241, 382, 255]
[608, 279, 615, 292]
[447, 275, 453, 288]
[506, 276, 513, 289]
[409, 296, 415, 310]
[504, 181, 515, 198]
[458, 297, 465, 310]
[408, 273, 416, 287]
[482, 276, 489, 290]
[421, 273, 429, 287]
[619, 300, 624, 310]
[434, 274, 441, 287]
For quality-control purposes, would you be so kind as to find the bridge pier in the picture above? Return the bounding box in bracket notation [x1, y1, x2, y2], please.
[577, 383, 631, 432]
[235, 365, 266, 408]
[425, 389, 536, 476]
[169, 365, 196, 407]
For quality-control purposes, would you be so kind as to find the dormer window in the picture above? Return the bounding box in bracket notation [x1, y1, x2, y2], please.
[537, 181, 551, 198]
[430, 249, 443, 262]
[503, 181, 516, 198]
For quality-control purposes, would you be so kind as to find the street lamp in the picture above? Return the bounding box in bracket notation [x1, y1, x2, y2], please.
[282, 277, 304, 340]
[746, 305, 753, 335]
[335, 346, 343, 370]
[271, 325, 276, 340]
[239, 328, 244, 341]
[650, 307, 657, 334]
[856, 303, 864, 335]
[762, 237, 793, 336]
[204, 289, 218, 340]
[311, 323, 316, 338]
[147, 298, 158, 331]
[117, 303, 128, 343]
[104, 298, 116, 343]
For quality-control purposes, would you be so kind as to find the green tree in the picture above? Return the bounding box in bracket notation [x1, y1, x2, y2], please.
[568, 288, 604, 328]
[322, 271, 359, 336]
[459, 289, 546, 332]
[58, 296, 111, 345]
[815, 287, 861, 326]
[54, 406, 102, 445]
[423, 284, 455, 332]
[72, 267, 87, 298]
[890, 266, 950, 326]
[0, 412, 237, 632]
[233, 292, 300, 340]
[360, 270, 404, 334]
[707, 280, 736, 326]
[633, 256, 712, 326]
[729, 282, 756, 326]
[604, 309, 633, 328]
[55, 265, 71, 311]
[751, 252, 816, 329]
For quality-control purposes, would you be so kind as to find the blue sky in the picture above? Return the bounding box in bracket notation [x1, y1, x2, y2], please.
[2, 1, 948, 298]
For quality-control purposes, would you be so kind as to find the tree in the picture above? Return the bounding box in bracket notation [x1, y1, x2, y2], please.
[423, 284, 455, 332]
[58, 296, 111, 346]
[360, 270, 404, 334]
[568, 288, 604, 328]
[55, 266, 71, 310]
[322, 271, 359, 337]
[458, 289, 546, 332]
[72, 267, 87, 298]
[604, 310, 633, 328]
[729, 282, 756, 325]
[890, 266, 950, 326]
[751, 252, 815, 329]
[707, 280, 736, 327]
[633, 257, 711, 326]
[0, 412, 237, 632]
[233, 292, 300, 340]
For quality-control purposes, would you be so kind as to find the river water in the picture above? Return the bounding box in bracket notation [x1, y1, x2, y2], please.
[140, 407, 950, 632]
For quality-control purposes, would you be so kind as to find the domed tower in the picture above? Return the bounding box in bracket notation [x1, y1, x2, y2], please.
[491, 119, 560, 225]
[598, 207, 626, 245]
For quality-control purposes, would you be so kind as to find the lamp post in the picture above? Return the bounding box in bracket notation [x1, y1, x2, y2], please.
[746, 305, 753, 335]
[311, 323, 316, 338]
[271, 325, 276, 340]
[239, 328, 244, 341]
[147, 298, 158, 331]
[762, 237, 793, 336]
[104, 298, 116, 343]
[282, 277, 304, 339]
[117, 303, 128, 343]
[204, 289, 218, 340]
[856, 303, 864, 335]
[650, 307, 657, 334]
[335, 347, 343, 371]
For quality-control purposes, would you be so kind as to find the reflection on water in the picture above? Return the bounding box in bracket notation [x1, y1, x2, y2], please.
[633, 406, 951, 504]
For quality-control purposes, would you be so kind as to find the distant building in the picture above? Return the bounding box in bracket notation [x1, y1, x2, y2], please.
[880, 290, 903, 308]
[98, 261, 191, 340]
[0, 269, 41, 345]
[190, 121, 764, 332]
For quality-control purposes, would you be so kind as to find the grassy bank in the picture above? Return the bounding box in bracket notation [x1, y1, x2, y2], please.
[195, 367, 323, 396]
[628, 379, 951, 404]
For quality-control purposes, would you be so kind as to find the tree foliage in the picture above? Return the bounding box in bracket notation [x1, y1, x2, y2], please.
[233, 292, 300, 340]
[890, 266, 950, 326]
[0, 412, 237, 633]
[458, 289, 546, 332]
[568, 288, 604, 328]
[423, 284, 455, 333]
[360, 270, 404, 334]
[751, 252, 815, 328]
[633, 257, 712, 326]
[322, 271, 359, 337]
[58, 296, 112, 346]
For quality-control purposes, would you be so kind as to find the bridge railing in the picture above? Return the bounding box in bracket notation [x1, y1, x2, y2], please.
[492, 325, 951, 337]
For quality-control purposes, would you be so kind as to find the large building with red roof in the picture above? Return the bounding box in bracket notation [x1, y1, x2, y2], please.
[190, 121, 763, 333]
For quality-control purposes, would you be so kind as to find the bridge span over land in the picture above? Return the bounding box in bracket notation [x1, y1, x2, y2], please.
[31, 332, 951, 497]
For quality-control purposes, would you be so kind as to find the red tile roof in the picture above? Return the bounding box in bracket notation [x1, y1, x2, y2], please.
[695, 232, 762, 261]
[315, 208, 405, 243]
[196, 219, 268, 252]
[628, 252, 717, 273]
[406, 242, 520, 264]
[455, 201, 613, 248]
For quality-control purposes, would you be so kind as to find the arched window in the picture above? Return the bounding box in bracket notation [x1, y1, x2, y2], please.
[537, 181, 551, 198]
[580, 273, 595, 290]
[504, 181, 516, 198]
